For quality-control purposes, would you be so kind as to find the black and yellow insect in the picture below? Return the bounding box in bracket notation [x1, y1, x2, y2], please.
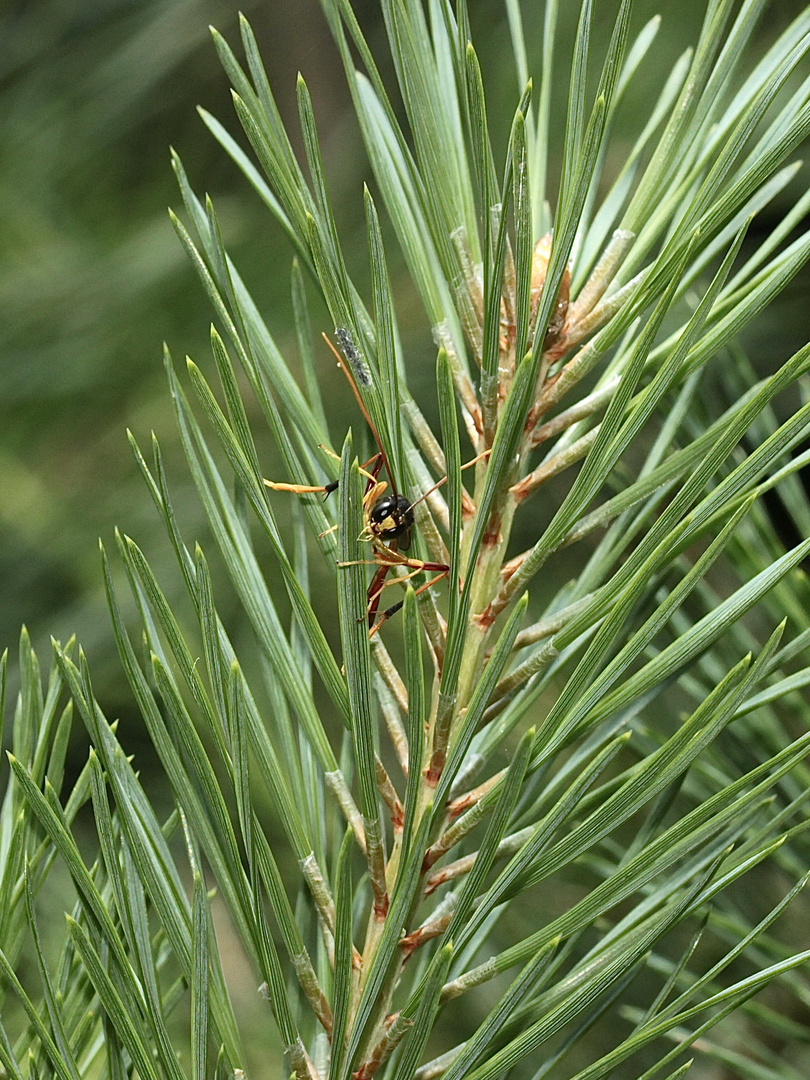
[265, 329, 451, 637]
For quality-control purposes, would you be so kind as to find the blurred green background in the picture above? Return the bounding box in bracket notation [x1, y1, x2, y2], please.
[2, 0, 809, 708]
[0, 0, 361, 706]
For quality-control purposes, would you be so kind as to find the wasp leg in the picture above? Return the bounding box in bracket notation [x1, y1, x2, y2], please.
[368, 569, 449, 639]
[337, 557, 413, 628]
[366, 560, 394, 628]
[367, 561, 447, 608]
[264, 480, 331, 494]
[365, 557, 447, 626]
[265, 443, 363, 499]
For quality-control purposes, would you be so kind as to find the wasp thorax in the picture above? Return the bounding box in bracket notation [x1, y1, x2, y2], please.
[369, 494, 414, 541]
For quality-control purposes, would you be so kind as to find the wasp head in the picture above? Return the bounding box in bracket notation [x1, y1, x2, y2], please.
[369, 494, 414, 550]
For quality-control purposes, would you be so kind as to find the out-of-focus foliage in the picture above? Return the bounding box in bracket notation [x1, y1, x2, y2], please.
[0, 0, 365, 696]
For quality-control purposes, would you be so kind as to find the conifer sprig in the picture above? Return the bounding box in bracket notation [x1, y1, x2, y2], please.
[3, 2, 810, 1079]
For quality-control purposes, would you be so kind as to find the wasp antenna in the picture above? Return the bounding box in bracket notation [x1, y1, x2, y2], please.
[323, 330, 397, 495]
[407, 448, 491, 512]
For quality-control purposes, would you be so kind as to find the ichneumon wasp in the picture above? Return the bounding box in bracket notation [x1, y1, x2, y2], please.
[265, 328, 486, 637]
